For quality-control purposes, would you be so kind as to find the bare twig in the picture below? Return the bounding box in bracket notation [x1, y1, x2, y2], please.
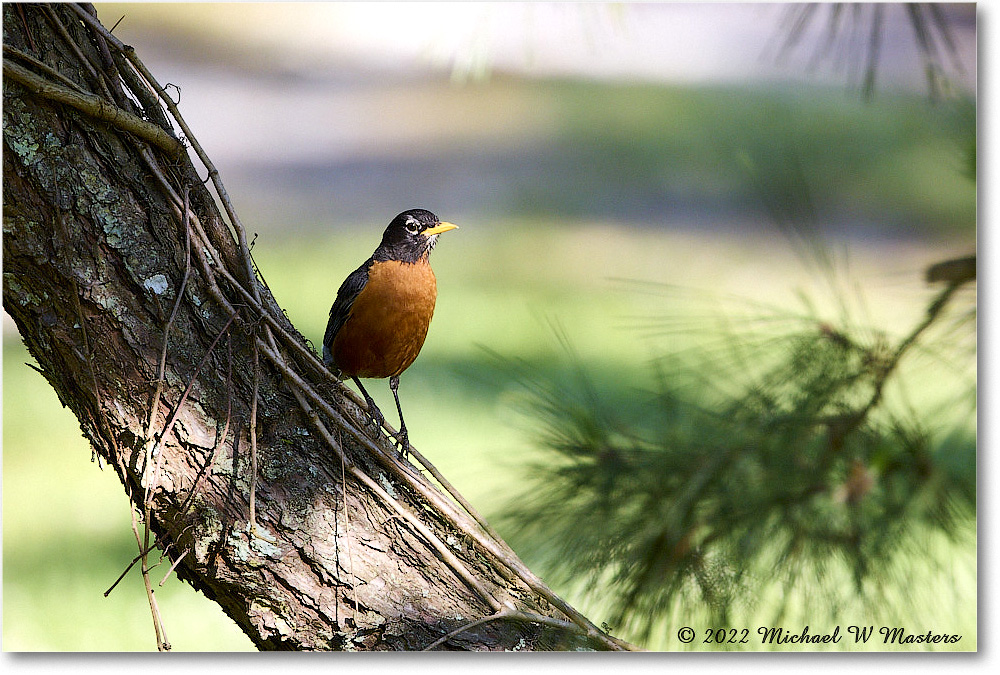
[146, 186, 192, 441]
[176, 332, 233, 517]
[158, 549, 189, 587]
[79, 3, 130, 107]
[421, 608, 594, 651]
[248, 334, 260, 535]
[288, 387, 502, 613]
[41, 5, 115, 101]
[15, 4, 35, 52]
[144, 310, 239, 506]
[126, 490, 170, 650]
[2, 59, 182, 157]
[104, 554, 143, 598]
[3, 44, 87, 93]
[103, 530, 169, 597]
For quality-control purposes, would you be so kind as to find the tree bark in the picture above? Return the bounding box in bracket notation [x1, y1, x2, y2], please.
[2, 3, 627, 651]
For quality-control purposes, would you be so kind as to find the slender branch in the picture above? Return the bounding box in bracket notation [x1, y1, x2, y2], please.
[42, 4, 115, 102]
[68, 3, 257, 291]
[158, 549, 189, 587]
[3, 44, 87, 93]
[103, 530, 169, 597]
[127, 489, 169, 650]
[857, 277, 968, 423]
[104, 553, 143, 598]
[249, 335, 260, 534]
[144, 309, 240, 506]
[406, 446, 511, 554]
[2, 58, 182, 157]
[288, 386, 503, 613]
[79, 3, 130, 107]
[146, 186, 192, 440]
[421, 609, 590, 651]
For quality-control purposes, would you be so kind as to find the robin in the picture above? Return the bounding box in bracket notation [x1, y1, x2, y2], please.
[323, 209, 458, 456]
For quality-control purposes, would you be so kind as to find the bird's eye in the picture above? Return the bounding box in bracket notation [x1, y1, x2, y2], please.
[405, 218, 420, 234]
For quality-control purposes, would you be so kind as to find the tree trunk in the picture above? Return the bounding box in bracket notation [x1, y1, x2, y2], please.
[2, 3, 627, 651]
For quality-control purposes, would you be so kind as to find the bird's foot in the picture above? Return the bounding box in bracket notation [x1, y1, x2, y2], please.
[354, 392, 384, 436]
[358, 398, 409, 459]
[393, 428, 410, 460]
[364, 405, 385, 434]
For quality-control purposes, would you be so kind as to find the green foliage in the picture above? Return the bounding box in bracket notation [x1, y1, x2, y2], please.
[501, 272, 976, 645]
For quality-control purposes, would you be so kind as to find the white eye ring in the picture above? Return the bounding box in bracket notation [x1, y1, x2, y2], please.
[405, 218, 420, 234]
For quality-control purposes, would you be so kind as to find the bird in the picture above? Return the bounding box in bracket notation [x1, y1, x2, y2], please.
[323, 209, 457, 457]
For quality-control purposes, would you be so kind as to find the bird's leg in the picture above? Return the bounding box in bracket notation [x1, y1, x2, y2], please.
[352, 377, 384, 432]
[389, 375, 410, 459]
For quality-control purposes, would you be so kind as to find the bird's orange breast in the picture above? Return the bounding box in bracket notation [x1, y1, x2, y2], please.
[331, 259, 438, 379]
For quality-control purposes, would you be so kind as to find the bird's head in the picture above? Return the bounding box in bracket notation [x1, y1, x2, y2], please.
[375, 209, 458, 263]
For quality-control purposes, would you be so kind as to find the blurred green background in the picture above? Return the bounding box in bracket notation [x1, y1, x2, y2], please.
[3, 3, 976, 651]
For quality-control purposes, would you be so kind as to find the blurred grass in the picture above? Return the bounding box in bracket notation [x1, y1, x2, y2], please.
[492, 80, 975, 234]
[226, 78, 977, 239]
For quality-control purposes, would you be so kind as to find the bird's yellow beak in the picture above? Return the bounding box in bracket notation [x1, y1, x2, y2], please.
[422, 222, 458, 236]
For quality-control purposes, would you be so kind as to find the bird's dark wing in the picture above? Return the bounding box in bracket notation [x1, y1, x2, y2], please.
[323, 257, 374, 367]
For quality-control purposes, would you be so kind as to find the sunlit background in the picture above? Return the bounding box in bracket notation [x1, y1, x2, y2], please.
[3, 2, 977, 651]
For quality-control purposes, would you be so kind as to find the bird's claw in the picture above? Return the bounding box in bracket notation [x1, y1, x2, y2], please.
[393, 429, 410, 460]
[361, 401, 409, 460]
[365, 406, 384, 432]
